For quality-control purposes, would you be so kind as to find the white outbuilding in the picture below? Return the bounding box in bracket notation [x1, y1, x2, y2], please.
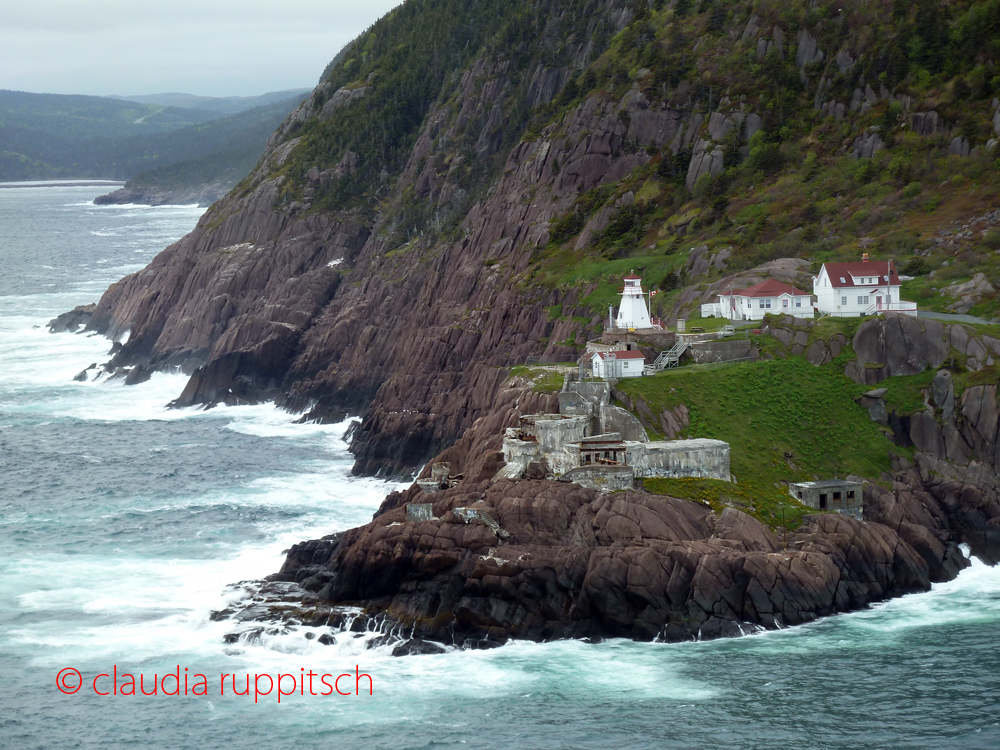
[813, 256, 916, 317]
[592, 350, 645, 379]
[716, 279, 814, 321]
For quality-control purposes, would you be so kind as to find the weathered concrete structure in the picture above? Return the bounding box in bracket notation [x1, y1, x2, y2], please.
[626, 439, 731, 481]
[789, 479, 864, 519]
[498, 381, 732, 490]
[561, 464, 636, 492]
[416, 462, 453, 493]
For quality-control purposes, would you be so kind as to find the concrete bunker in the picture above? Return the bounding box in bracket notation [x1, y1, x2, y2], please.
[789, 479, 864, 519]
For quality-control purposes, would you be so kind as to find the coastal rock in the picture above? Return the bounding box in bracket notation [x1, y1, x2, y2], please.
[269, 476, 976, 646]
[94, 183, 232, 208]
[48, 304, 97, 333]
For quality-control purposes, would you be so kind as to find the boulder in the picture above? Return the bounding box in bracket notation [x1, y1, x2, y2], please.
[850, 315, 949, 380]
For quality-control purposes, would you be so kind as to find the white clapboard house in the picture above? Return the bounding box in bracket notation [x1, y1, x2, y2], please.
[591, 349, 646, 379]
[813, 256, 916, 317]
[714, 279, 814, 321]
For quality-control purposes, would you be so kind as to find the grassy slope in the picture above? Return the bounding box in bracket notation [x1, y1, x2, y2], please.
[615, 316, 904, 529]
[612, 308, 1000, 528]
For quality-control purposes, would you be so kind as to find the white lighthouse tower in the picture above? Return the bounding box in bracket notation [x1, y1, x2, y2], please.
[615, 271, 652, 330]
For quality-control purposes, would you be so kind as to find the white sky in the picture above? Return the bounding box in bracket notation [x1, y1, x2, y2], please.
[0, 0, 403, 98]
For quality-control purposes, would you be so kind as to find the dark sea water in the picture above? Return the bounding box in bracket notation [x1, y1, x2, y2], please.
[2, 183, 999, 749]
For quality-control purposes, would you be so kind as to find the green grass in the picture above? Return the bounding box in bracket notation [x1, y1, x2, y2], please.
[508, 366, 565, 394]
[879, 370, 937, 414]
[642, 477, 814, 531]
[617, 357, 901, 529]
[682, 315, 746, 332]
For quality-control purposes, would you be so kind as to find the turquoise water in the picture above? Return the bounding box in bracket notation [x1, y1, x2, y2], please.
[1, 184, 999, 749]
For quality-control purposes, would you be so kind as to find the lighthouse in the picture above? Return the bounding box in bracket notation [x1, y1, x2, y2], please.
[615, 271, 652, 330]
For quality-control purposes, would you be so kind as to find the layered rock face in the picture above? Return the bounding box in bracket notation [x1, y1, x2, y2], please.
[273, 474, 975, 645]
[73, 19, 718, 475]
[844, 315, 1000, 487]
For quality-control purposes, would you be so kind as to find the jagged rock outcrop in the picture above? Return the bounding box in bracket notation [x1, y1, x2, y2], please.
[48, 303, 97, 333]
[843, 315, 1000, 483]
[843, 314, 950, 385]
[266, 470, 982, 646]
[71, 52, 635, 476]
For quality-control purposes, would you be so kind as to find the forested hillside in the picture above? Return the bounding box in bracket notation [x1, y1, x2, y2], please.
[270, 0, 1000, 321]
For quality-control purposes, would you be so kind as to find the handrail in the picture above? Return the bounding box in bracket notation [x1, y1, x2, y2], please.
[865, 300, 918, 316]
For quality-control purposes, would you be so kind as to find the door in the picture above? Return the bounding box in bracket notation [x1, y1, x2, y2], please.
[876, 296, 883, 310]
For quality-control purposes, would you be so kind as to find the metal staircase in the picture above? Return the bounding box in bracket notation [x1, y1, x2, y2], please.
[646, 340, 689, 374]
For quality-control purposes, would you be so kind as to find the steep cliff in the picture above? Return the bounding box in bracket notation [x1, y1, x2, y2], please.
[70, 0, 1000, 477]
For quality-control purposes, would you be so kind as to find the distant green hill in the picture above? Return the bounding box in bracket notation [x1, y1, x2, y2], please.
[0, 90, 308, 182]
[0, 90, 217, 141]
[111, 89, 312, 116]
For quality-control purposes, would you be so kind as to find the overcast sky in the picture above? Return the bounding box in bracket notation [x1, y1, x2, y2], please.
[1, 0, 402, 98]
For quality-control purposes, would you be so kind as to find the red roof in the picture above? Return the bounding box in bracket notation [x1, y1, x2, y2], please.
[724, 279, 810, 298]
[597, 350, 645, 360]
[822, 260, 897, 288]
[623, 274, 641, 280]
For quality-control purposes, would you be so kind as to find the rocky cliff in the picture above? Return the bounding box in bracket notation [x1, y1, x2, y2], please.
[64, 0, 1000, 478]
[269, 481, 955, 645]
[245, 313, 1000, 648]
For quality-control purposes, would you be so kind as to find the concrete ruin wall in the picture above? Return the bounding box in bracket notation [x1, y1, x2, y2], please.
[557, 389, 593, 422]
[562, 465, 635, 492]
[600, 404, 648, 442]
[534, 415, 589, 454]
[406, 503, 437, 522]
[686, 339, 756, 364]
[627, 438, 731, 481]
[571, 381, 611, 408]
[497, 430, 544, 480]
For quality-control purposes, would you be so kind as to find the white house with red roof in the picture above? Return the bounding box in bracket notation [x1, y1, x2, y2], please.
[591, 349, 646, 378]
[813, 256, 917, 317]
[716, 279, 814, 321]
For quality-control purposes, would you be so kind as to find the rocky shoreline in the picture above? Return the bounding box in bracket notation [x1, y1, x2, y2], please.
[93, 182, 233, 208]
[211, 449, 997, 651]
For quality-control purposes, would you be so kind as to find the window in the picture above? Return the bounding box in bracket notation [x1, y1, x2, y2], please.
[858, 295, 869, 305]
[782, 299, 789, 308]
[847, 490, 855, 500]
[839, 277, 846, 283]
[797, 491, 803, 499]
[833, 492, 842, 501]
[841, 296, 848, 305]
[795, 299, 802, 307]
